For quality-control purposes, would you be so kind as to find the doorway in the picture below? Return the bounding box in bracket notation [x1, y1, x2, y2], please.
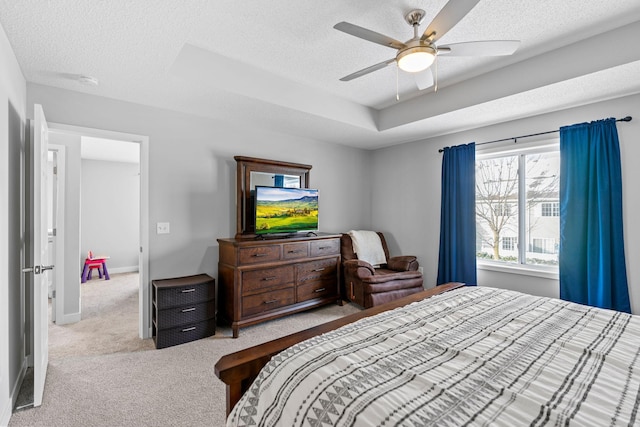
[47, 123, 150, 339]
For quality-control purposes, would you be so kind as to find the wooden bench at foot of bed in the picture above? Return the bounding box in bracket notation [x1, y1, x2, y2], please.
[214, 282, 465, 416]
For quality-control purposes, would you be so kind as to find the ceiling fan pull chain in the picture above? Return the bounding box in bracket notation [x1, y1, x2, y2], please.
[434, 54, 439, 92]
[396, 65, 400, 101]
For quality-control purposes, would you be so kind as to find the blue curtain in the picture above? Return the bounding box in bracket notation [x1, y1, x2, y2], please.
[274, 174, 284, 187]
[437, 142, 477, 286]
[559, 118, 630, 313]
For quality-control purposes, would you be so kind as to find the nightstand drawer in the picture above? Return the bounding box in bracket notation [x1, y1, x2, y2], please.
[155, 300, 215, 330]
[154, 274, 214, 309]
[154, 319, 215, 349]
[242, 288, 295, 317]
[242, 265, 294, 295]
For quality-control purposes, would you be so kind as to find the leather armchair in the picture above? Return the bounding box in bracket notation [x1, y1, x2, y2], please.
[341, 232, 423, 308]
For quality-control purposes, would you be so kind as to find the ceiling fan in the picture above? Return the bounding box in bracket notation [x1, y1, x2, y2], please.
[334, 0, 520, 91]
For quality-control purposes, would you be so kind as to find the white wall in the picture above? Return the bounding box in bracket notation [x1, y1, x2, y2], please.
[48, 132, 82, 324]
[0, 21, 27, 427]
[372, 93, 640, 314]
[26, 82, 373, 285]
[80, 159, 139, 272]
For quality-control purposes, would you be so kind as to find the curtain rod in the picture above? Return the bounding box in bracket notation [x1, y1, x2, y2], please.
[438, 116, 632, 153]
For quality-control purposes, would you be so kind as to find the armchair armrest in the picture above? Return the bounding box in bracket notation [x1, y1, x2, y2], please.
[387, 256, 419, 272]
[343, 259, 376, 277]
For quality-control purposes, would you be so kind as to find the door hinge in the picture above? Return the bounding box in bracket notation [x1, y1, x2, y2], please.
[52, 290, 56, 298]
[53, 166, 57, 175]
[52, 228, 57, 236]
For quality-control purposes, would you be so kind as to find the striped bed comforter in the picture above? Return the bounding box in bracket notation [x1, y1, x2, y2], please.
[227, 286, 640, 426]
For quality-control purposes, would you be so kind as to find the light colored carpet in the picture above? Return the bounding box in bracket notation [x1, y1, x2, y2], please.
[49, 272, 155, 359]
[10, 272, 360, 427]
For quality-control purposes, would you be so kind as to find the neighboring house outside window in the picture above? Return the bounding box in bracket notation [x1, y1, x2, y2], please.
[476, 141, 560, 270]
[541, 202, 559, 217]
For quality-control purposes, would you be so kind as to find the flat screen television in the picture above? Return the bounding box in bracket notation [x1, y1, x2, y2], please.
[254, 186, 319, 235]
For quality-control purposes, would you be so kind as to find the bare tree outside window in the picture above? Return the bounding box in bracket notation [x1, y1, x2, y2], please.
[476, 150, 560, 265]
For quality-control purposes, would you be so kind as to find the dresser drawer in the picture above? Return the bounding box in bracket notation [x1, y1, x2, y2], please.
[155, 300, 215, 330]
[154, 276, 214, 309]
[297, 278, 336, 303]
[297, 258, 337, 283]
[242, 288, 295, 317]
[310, 239, 340, 257]
[242, 265, 294, 295]
[239, 245, 281, 265]
[283, 242, 309, 260]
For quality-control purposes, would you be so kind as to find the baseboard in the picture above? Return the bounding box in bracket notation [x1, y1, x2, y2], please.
[55, 311, 81, 325]
[0, 357, 28, 426]
[108, 266, 138, 274]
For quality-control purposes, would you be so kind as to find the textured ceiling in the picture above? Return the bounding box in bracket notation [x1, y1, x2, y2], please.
[1, 1, 640, 149]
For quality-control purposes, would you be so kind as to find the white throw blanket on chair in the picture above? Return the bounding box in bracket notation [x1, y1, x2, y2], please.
[348, 230, 387, 267]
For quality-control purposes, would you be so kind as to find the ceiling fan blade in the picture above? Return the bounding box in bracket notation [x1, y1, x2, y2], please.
[334, 22, 406, 50]
[438, 40, 520, 56]
[421, 0, 481, 43]
[339, 58, 396, 81]
[414, 69, 434, 90]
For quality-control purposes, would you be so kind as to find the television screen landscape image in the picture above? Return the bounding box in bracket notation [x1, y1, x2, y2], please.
[254, 186, 319, 235]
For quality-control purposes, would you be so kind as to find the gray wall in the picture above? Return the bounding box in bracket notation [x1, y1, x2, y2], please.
[0, 21, 26, 425]
[26, 83, 373, 286]
[80, 159, 139, 272]
[371, 92, 640, 314]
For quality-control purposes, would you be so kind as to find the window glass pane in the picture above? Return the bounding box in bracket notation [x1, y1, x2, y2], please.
[525, 152, 560, 265]
[476, 155, 519, 264]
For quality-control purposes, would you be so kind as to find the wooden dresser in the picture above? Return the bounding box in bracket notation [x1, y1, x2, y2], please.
[152, 274, 216, 348]
[217, 233, 341, 337]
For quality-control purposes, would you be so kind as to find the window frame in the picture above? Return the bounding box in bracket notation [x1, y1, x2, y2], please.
[475, 139, 560, 279]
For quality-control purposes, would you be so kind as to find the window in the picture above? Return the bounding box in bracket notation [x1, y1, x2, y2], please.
[496, 203, 513, 217]
[541, 202, 559, 217]
[531, 238, 557, 254]
[476, 144, 560, 267]
[502, 236, 517, 251]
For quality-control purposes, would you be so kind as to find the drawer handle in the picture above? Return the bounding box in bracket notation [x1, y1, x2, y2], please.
[263, 299, 278, 305]
[318, 246, 330, 250]
[313, 268, 325, 272]
[262, 276, 277, 281]
[181, 307, 196, 313]
[314, 288, 326, 293]
[181, 326, 196, 332]
[288, 250, 303, 254]
[253, 253, 268, 257]
[181, 288, 196, 293]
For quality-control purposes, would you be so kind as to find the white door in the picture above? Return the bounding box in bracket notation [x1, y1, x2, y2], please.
[29, 104, 51, 407]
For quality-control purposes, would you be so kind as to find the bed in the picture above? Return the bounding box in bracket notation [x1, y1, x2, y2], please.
[215, 283, 640, 426]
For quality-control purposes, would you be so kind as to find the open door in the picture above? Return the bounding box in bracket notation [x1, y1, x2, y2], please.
[24, 104, 52, 407]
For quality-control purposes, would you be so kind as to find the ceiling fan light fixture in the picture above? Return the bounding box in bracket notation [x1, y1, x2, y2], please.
[397, 46, 436, 73]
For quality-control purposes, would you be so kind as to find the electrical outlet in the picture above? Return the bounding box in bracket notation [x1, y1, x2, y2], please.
[418, 266, 424, 274]
[157, 222, 170, 234]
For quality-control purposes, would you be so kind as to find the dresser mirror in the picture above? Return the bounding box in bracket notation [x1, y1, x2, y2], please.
[234, 156, 311, 238]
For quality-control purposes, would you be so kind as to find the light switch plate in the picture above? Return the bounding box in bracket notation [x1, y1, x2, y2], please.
[157, 222, 170, 234]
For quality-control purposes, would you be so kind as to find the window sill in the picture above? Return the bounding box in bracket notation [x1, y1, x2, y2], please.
[477, 260, 559, 280]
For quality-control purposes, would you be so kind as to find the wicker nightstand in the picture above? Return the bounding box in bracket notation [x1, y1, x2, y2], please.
[152, 274, 216, 349]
